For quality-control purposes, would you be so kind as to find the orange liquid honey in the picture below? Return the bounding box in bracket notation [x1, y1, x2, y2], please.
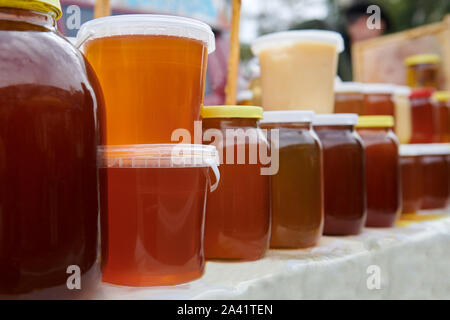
[101, 166, 208, 286]
[83, 35, 208, 144]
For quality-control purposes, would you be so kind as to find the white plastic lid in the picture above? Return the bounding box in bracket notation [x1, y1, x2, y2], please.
[260, 111, 315, 124]
[399, 144, 423, 157]
[409, 143, 450, 156]
[313, 114, 358, 126]
[98, 144, 219, 168]
[76, 14, 215, 54]
[335, 82, 364, 93]
[393, 86, 412, 96]
[363, 83, 396, 94]
[251, 30, 345, 55]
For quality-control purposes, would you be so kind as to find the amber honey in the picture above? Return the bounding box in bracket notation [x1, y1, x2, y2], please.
[202, 107, 271, 261]
[83, 34, 208, 144]
[314, 114, 366, 235]
[265, 121, 323, 247]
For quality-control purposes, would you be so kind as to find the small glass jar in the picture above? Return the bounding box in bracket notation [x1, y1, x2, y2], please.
[363, 84, 395, 117]
[314, 114, 366, 235]
[202, 106, 271, 261]
[357, 116, 401, 227]
[404, 54, 440, 89]
[399, 145, 423, 214]
[334, 82, 364, 115]
[432, 91, 450, 143]
[420, 144, 450, 210]
[261, 111, 323, 248]
[393, 86, 412, 144]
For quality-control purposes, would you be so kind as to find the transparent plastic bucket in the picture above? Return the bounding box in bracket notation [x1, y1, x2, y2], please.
[98, 144, 220, 286]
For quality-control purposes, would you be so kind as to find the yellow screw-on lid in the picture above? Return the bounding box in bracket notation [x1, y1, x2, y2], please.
[432, 91, 450, 102]
[201, 105, 263, 119]
[0, 0, 62, 19]
[404, 54, 441, 67]
[356, 116, 394, 128]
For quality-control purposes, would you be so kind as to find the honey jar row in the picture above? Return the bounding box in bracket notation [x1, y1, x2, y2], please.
[334, 82, 450, 144]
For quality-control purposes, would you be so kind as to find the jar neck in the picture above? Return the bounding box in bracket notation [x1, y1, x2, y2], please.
[0, 7, 56, 30]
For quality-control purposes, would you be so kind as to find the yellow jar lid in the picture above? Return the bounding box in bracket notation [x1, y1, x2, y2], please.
[404, 54, 441, 66]
[0, 0, 62, 19]
[201, 105, 263, 119]
[432, 91, 450, 102]
[356, 116, 394, 128]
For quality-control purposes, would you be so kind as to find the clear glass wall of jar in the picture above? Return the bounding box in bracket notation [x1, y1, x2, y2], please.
[357, 116, 401, 228]
[0, 2, 105, 298]
[261, 111, 323, 248]
[202, 106, 271, 261]
[313, 114, 366, 235]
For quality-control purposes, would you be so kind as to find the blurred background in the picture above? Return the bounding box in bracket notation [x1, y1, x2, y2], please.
[62, 0, 450, 104]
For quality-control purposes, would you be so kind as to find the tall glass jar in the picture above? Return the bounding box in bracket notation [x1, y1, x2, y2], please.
[357, 116, 401, 228]
[409, 88, 436, 143]
[202, 106, 271, 261]
[420, 144, 450, 210]
[261, 111, 323, 248]
[0, 1, 105, 298]
[313, 114, 366, 235]
[399, 145, 423, 214]
[432, 91, 450, 143]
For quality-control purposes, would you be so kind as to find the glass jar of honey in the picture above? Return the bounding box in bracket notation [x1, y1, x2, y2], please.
[0, 1, 105, 298]
[432, 91, 450, 143]
[409, 88, 436, 143]
[313, 114, 366, 235]
[363, 84, 396, 117]
[261, 111, 323, 248]
[393, 86, 412, 144]
[99, 144, 220, 286]
[419, 144, 450, 210]
[399, 145, 423, 214]
[404, 54, 440, 89]
[77, 14, 215, 144]
[334, 82, 364, 115]
[357, 116, 401, 227]
[202, 106, 271, 261]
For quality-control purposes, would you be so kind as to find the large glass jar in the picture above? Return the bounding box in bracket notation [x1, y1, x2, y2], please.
[0, 2, 105, 298]
[313, 114, 366, 235]
[404, 54, 440, 89]
[357, 116, 401, 227]
[409, 88, 436, 143]
[399, 145, 423, 214]
[334, 82, 364, 115]
[202, 106, 271, 261]
[261, 111, 323, 248]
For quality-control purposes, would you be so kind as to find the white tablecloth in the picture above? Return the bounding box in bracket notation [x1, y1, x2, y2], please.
[94, 214, 450, 300]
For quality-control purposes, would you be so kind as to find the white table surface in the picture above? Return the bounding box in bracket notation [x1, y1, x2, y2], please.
[93, 212, 450, 300]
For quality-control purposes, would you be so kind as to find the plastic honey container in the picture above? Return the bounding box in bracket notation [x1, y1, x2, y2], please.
[99, 144, 220, 286]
